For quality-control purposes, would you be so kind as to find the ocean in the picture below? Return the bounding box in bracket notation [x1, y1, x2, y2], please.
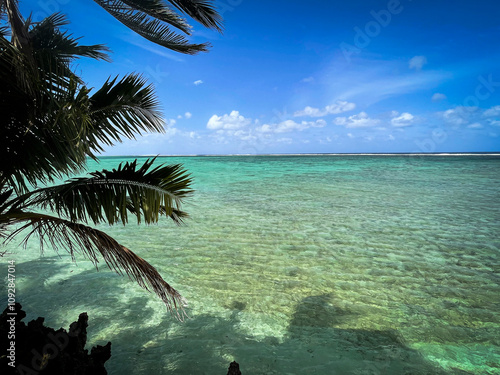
[2, 155, 500, 374]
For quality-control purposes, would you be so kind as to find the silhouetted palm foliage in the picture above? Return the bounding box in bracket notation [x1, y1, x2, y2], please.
[0, 0, 220, 317]
[93, 0, 223, 54]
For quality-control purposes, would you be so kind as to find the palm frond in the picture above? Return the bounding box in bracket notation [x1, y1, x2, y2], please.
[4, 211, 186, 318]
[3, 0, 30, 48]
[109, 0, 193, 34]
[13, 159, 193, 225]
[169, 0, 223, 32]
[30, 13, 111, 63]
[0, 70, 92, 193]
[0, 25, 9, 38]
[88, 74, 164, 149]
[0, 55, 164, 193]
[0, 12, 118, 193]
[94, 0, 210, 54]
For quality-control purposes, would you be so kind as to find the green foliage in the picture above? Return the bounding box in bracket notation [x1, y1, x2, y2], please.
[12, 159, 193, 226]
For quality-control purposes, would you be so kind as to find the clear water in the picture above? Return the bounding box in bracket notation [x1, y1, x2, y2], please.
[2, 155, 499, 374]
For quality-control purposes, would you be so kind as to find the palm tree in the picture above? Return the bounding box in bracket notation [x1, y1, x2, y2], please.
[0, 3, 202, 318]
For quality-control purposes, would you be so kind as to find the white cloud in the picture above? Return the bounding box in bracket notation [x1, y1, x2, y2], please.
[258, 119, 327, 133]
[258, 124, 272, 133]
[467, 123, 483, 129]
[440, 107, 477, 127]
[293, 106, 323, 117]
[207, 111, 251, 130]
[442, 109, 467, 126]
[334, 112, 380, 128]
[432, 93, 447, 102]
[483, 105, 500, 117]
[391, 112, 414, 127]
[409, 55, 427, 71]
[325, 101, 356, 115]
[164, 127, 178, 137]
[194, 80, 203, 86]
[438, 106, 500, 128]
[301, 77, 314, 83]
[165, 119, 176, 128]
[177, 112, 192, 119]
[294, 100, 356, 117]
[123, 33, 184, 62]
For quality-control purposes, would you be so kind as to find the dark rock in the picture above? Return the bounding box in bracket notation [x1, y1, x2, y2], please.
[0, 303, 111, 374]
[227, 360, 242, 375]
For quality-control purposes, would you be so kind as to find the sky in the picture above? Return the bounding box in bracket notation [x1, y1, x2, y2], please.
[21, 0, 500, 154]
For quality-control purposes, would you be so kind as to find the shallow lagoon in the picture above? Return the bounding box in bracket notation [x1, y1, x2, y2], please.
[3, 155, 500, 374]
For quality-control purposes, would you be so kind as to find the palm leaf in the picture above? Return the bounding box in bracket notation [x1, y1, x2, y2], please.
[87, 74, 164, 149]
[0, 13, 115, 193]
[2, 0, 30, 48]
[108, 0, 193, 34]
[168, 0, 223, 31]
[93, 0, 211, 54]
[0, 59, 164, 193]
[13, 158, 193, 225]
[4, 211, 186, 318]
[30, 13, 111, 68]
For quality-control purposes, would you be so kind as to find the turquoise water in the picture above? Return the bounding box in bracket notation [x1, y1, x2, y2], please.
[2, 155, 500, 374]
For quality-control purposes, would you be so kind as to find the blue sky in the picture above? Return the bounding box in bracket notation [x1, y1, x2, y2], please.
[23, 0, 500, 154]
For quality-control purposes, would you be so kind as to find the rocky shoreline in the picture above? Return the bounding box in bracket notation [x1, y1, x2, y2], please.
[1, 304, 241, 374]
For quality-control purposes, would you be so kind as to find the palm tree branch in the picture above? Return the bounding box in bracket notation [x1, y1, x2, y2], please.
[4, 211, 186, 317]
[2, 0, 30, 48]
[30, 13, 112, 65]
[101, 0, 193, 34]
[93, 0, 210, 54]
[168, 0, 223, 31]
[12, 159, 193, 225]
[88, 74, 165, 146]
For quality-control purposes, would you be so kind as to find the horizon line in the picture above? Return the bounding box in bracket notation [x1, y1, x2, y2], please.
[100, 152, 500, 157]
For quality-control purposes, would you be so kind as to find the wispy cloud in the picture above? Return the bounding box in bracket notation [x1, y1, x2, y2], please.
[301, 76, 315, 83]
[483, 105, 500, 117]
[467, 123, 483, 128]
[317, 57, 451, 107]
[337, 71, 450, 106]
[432, 93, 447, 102]
[122, 33, 185, 62]
[391, 111, 414, 127]
[258, 119, 327, 133]
[194, 80, 204, 86]
[409, 55, 428, 71]
[294, 100, 356, 117]
[334, 112, 380, 128]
